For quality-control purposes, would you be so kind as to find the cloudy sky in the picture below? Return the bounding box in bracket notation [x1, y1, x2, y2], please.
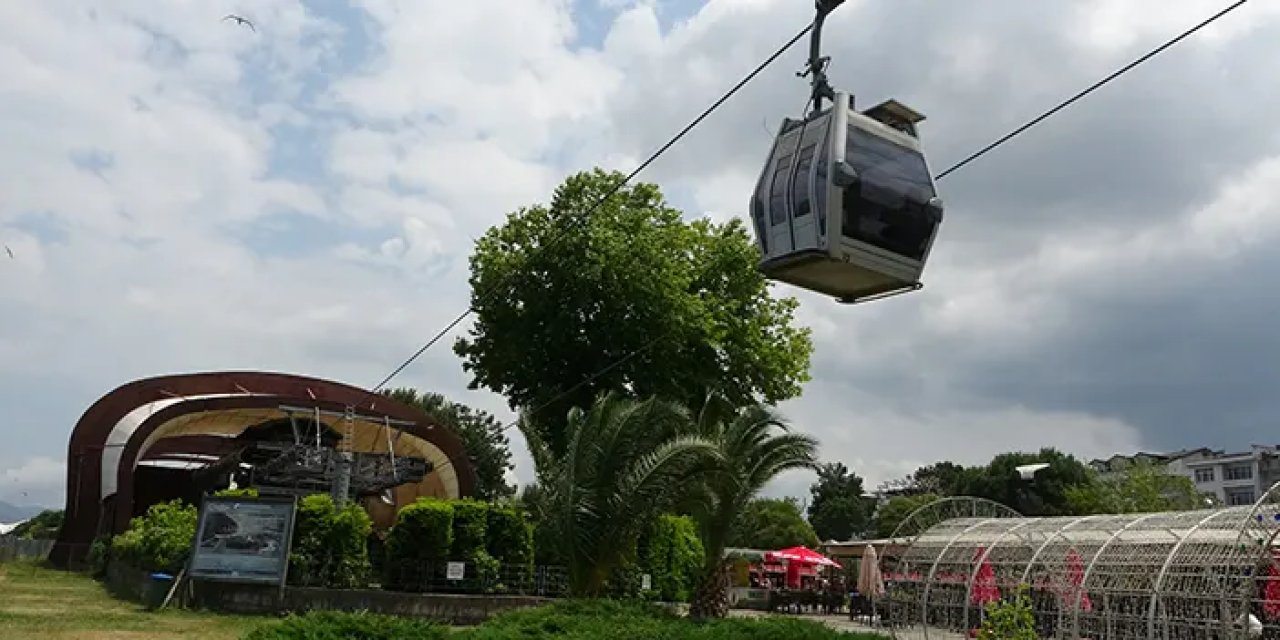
[3, 0, 1279, 510]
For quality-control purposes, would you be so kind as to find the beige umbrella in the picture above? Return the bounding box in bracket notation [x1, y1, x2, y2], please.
[857, 544, 885, 598]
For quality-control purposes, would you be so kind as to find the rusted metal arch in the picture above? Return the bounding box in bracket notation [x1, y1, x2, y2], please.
[51, 371, 477, 567]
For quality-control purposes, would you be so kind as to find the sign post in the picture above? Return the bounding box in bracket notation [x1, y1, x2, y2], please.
[188, 494, 298, 589]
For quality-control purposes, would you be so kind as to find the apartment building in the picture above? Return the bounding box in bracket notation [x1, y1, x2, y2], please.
[1089, 445, 1280, 506]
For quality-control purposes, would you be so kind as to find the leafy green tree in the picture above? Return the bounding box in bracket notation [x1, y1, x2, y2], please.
[729, 497, 821, 550]
[521, 391, 718, 596]
[383, 388, 515, 500]
[687, 396, 819, 619]
[806, 462, 868, 542]
[454, 169, 813, 459]
[1065, 461, 1208, 515]
[962, 448, 1094, 516]
[872, 493, 941, 539]
[10, 509, 63, 539]
[911, 462, 971, 496]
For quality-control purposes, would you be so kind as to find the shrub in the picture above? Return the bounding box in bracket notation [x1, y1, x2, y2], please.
[451, 498, 489, 561]
[486, 504, 534, 587]
[288, 494, 372, 588]
[110, 499, 198, 574]
[384, 498, 454, 589]
[463, 599, 885, 640]
[638, 514, 704, 603]
[977, 585, 1038, 640]
[243, 610, 450, 640]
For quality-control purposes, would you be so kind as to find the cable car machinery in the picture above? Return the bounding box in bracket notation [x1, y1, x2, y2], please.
[752, 0, 945, 305]
[200, 405, 432, 504]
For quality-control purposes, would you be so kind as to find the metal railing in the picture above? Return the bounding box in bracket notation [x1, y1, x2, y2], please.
[288, 561, 567, 597]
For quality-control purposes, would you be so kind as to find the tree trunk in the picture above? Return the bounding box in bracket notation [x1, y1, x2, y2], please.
[688, 559, 732, 620]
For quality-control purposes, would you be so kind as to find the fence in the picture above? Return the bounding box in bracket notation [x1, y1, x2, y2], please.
[288, 560, 568, 598]
[0, 537, 54, 563]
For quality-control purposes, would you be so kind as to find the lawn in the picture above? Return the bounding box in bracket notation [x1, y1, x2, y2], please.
[0, 560, 261, 640]
[0, 560, 887, 640]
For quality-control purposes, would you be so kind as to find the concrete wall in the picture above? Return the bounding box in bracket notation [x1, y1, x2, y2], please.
[104, 561, 550, 625]
[191, 581, 552, 625]
[0, 537, 54, 563]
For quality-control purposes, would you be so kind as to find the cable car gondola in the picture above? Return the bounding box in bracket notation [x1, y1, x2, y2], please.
[750, 0, 944, 304]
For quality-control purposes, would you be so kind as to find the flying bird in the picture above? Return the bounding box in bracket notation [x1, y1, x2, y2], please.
[4, 245, 12, 259]
[223, 14, 256, 31]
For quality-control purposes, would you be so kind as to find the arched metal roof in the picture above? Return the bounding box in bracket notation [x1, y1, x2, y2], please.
[51, 371, 477, 568]
[881, 491, 1280, 639]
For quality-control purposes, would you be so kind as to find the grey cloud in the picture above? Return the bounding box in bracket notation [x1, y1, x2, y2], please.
[591, 0, 1280, 469]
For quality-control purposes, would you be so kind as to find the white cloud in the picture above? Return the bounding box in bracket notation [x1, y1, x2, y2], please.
[3, 0, 1280, 515]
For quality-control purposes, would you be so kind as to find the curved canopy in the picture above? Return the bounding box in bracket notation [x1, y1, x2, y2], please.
[881, 494, 1280, 639]
[52, 371, 477, 568]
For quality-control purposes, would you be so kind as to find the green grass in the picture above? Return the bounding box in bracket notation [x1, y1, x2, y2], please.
[0, 560, 260, 640]
[0, 561, 887, 640]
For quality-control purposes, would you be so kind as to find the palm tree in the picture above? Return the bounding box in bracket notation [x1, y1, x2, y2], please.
[521, 390, 720, 596]
[687, 394, 819, 619]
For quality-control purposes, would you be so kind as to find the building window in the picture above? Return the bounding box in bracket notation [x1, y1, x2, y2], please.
[1224, 465, 1254, 481]
[1194, 468, 1215, 483]
[1227, 489, 1256, 506]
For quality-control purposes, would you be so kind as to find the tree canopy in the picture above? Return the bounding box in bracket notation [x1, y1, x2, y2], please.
[806, 462, 869, 542]
[871, 493, 940, 539]
[1065, 460, 1210, 515]
[960, 448, 1095, 516]
[383, 388, 515, 501]
[454, 168, 813, 458]
[729, 497, 820, 550]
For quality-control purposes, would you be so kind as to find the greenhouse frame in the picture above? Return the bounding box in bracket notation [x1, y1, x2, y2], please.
[877, 494, 1280, 639]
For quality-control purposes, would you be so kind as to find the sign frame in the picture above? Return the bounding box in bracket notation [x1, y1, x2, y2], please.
[187, 493, 298, 586]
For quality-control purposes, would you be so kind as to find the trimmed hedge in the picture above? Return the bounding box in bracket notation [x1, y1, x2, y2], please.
[451, 499, 489, 560]
[638, 514, 704, 603]
[384, 498, 454, 588]
[486, 504, 534, 587]
[288, 494, 373, 588]
[383, 498, 536, 592]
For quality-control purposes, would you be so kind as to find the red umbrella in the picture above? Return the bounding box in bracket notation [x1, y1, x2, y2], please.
[767, 546, 842, 568]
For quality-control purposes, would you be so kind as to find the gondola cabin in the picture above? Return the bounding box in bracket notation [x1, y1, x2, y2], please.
[751, 91, 944, 303]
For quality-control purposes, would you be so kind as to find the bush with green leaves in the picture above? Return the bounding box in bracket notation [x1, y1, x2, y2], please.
[288, 494, 373, 588]
[384, 498, 454, 589]
[243, 610, 450, 640]
[451, 499, 489, 560]
[977, 585, 1038, 640]
[638, 514, 704, 603]
[462, 599, 887, 640]
[485, 503, 534, 571]
[110, 499, 198, 574]
[10, 509, 64, 539]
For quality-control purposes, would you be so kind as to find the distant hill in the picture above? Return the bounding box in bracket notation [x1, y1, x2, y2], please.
[0, 500, 42, 524]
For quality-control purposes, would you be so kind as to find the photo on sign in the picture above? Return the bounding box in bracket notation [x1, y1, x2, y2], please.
[198, 502, 286, 555]
[189, 496, 296, 584]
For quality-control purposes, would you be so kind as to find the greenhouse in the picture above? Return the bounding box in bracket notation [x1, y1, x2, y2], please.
[877, 496, 1280, 639]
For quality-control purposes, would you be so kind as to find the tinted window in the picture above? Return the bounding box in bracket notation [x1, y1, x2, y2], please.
[845, 125, 934, 201]
[792, 144, 816, 218]
[840, 126, 937, 261]
[768, 156, 792, 225]
[815, 130, 830, 235]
